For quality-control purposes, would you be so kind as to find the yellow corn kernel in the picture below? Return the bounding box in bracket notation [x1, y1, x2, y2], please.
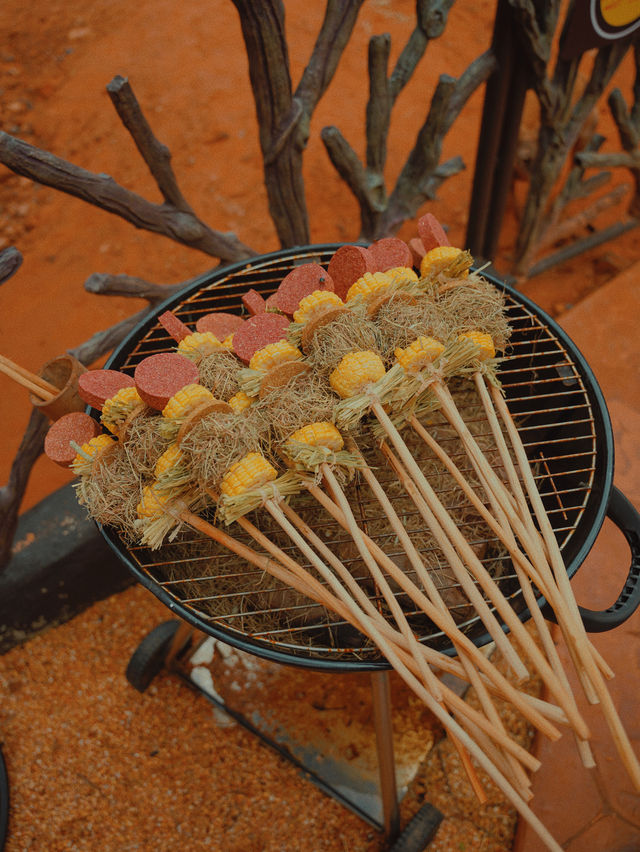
[293, 291, 344, 325]
[287, 422, 344, 452]
[420, 246, 468, 278]
[329, 351, 386, 398]
[154, 444, 184, 478]
[228, 391, 253, 413]
[458, 331, 496, 361]
[385, 266, 419, 284]
[222, 333, 235, 350]
[346, 272, 393, 302]
[101, 386, 143, 431]
[162, 384, 215, 420]
[178, 331, 225, 357]
[249, 340, 302, 372]
[74, 434, 116, 465]
[220, 452, 277, 497]
[136, 485, 173, 520]
[394, 337, 445, 373]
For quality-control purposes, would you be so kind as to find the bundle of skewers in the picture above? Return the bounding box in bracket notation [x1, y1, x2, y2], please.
[5, 213, 639, 851]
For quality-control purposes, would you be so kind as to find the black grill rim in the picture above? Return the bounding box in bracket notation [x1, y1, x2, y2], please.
[99, 244, 614, 672]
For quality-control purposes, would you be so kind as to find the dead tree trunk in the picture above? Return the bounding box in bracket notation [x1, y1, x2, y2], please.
[509, 0, 632, 274]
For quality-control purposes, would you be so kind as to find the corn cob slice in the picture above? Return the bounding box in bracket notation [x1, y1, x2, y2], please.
[248, 340, 302, 372]
[283, 421, 364, 475]
[160, 384, 221, 442]
[101, 386, 145, 434]
[178, 331, 225, 360]
[162, 384, 215, 420]
[220, 452, 278, 497]
[293, 291, 344, 325]
[70, 433, 117, 475]
[154, 443, 194, 490]
[287, 421, 344, 453]
[458, 331, 496, 361]
[385, 266, 419, 285]
[228, 390, 253, 413]
[329, 351, 386, 399]
[136, 484, 175, 519]
[154, 443, 185, 478]
[346, 272, 393, 302]
[419, 246, 470, 279]
[394, 337, 446, 373]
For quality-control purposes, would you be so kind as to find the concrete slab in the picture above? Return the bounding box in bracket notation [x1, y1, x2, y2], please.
[515, 261, 640, 850]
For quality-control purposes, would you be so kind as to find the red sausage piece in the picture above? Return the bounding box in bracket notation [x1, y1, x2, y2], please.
[409, 237, 427, 268]
[369, 238, 414, 273]
[274, 264, 334, 315]
[44, 412, 101, 468]
[417, 213, 451, 252]
[327, 246, 376, 301]
[265, 293, 283, 312]
[158, 310, 192, 343]
[134, 353, 199, 410]
[232, 313, 291, 363]
[195, 312, 246, 339]
[242, 289, 267, 316]
[78, 370, 135, 410]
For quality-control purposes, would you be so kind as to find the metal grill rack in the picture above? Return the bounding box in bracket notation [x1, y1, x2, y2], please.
[103, 247, 608, 669]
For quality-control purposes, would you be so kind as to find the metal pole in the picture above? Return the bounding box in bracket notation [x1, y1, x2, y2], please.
[370, 670, 400, 842]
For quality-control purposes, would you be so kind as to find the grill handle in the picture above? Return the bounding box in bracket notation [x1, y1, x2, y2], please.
[546, 486, 640, 633]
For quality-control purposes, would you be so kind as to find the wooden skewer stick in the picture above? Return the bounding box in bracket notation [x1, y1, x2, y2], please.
[0, 355, 58, 401]
[412, 408, 596, 769]
[429, 382, 601, 701]
[288, 467, 444, 703]
[377, 435, 591, 742]
[213, 499, 560, 850]
[258, 498, 537, 788]
[220, 489, 567, 730]
[277, 492, 487, 801]
[226, 497, 546, 772]
[305, 481, 562, 743]
[345, 449, 533, 793]
[367, 401, 530, 681]
[491, 384, 640, 792]
[469, 374, 599, 704]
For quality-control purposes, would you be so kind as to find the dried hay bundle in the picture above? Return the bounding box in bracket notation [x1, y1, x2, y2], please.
[180, 409, 266, 490]
[73, 442, 145, 543]
[197, 350, 242, 399]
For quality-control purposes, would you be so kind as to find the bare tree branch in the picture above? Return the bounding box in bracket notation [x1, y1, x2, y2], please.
[321, 125, 382, 237]
[322, 3, 487, 240]
[366, 34, 392, 177]
[295, 0, 366, 133]
[381, 51, 496, 234]
[389, 0, 454, 99]
[513, 26, 631, 273]
[231, 0, 365, 248]
[0, 298, 161, 569]
[0, 408, 50, 568]
[106, 75, 192, 212]
[0, 132, 254, 263]
[0, 246, 23, 285]
[84, 273, 187, 304]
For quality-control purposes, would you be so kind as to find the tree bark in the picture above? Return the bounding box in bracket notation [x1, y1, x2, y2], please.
[0, 132, 254, 263]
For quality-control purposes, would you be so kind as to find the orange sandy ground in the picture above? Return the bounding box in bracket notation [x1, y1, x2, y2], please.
[0, 1, 638, 850]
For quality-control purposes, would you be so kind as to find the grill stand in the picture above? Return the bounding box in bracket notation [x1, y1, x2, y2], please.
[126, 618, 445, 848]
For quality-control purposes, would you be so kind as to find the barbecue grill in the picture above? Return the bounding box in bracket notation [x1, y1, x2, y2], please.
[101, 245, 640, 848]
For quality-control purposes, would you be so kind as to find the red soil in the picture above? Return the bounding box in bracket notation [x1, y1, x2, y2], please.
[0, 0, 637, 516]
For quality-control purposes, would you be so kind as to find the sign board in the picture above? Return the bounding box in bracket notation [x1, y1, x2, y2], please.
[561, 0, 640, 58]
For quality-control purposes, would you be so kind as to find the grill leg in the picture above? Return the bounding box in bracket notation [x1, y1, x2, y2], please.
[164, 620, 197, 669]
[371, 671, 400, 841]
